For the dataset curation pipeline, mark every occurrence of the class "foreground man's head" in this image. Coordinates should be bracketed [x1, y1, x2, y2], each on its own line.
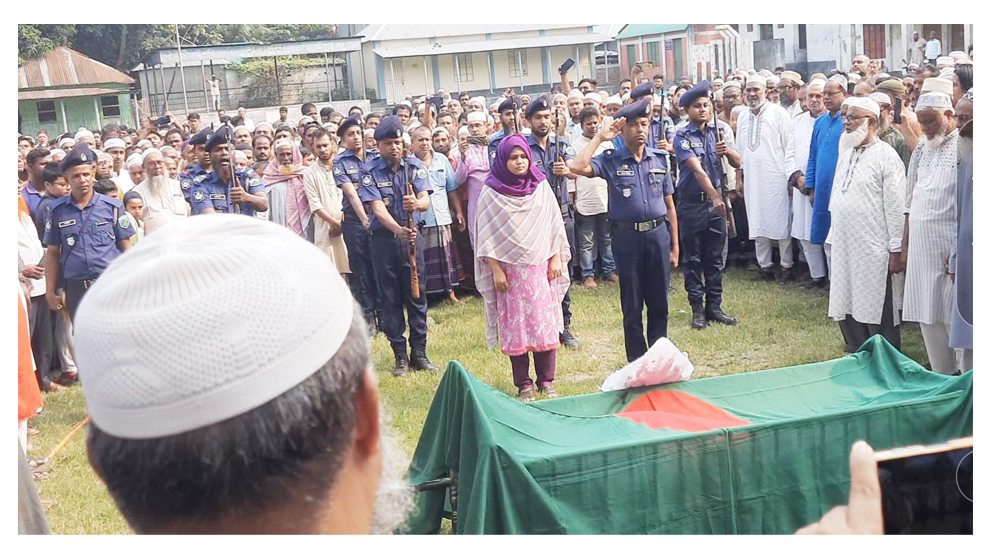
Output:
[74, 215, 413, 534]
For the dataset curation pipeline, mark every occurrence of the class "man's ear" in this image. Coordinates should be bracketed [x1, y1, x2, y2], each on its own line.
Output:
[352, 367, 380, 459]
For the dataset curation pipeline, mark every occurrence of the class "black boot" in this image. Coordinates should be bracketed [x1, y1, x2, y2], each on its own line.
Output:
[691, 302, 707, 330]
[560, 325, 580, 349]
[778, 265, 794, 284]
[752, 266, 775, 281]
[409, 347, 440, 371]
[705, 303, 738, 325]
[391, 346, 409, 377]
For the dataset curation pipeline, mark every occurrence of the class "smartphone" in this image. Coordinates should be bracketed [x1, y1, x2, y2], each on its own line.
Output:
[154, 115, 171, 127]
[876, 436, 972, 534]
[893, 97, 903, 125]
[559, 58, 575, 75]
[426, 95, 444, 115]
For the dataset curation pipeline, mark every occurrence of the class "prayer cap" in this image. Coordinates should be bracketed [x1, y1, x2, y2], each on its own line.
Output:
[49, 148, 66, 158]
[746, 73, 767, 87]
[525, 96, 552, 118]
[103, 138, 126, 150]
[584, 92, 603, 103]
[374, 115, 404, 141]
[949, 50, 967, 61]
[828, 74, 849, 90]
[680, 80, 712, 108]
[845, 96, 880, 118]
[469, 96, 486, 107]
[810, 72, 827, 82]
[780, 71, 803, 86]
[363, 128, 374, 137]
[467, 111, 488, 124]
[916, 91, 953, 111]
[765, 76, 779, 88]
[847, 73, 860, 83]
[498, 96, 520, 113]
[205, 126, 236, 151]
[59, 143, 97, 173]
[126, 153, 144, 169]
[906, 62, 920, 72]
[432, 127, 449, 137]
[758, 69, 774, 77]
[74, 215, 356, 439]
[921, 77, 953, 97]
[141, 148, 161, 163]
[567, 89, 584, 100]
[189, 128, 212, 146]
[936, 56, 954, 68]
[58, 137, 75, 149]
[337, 116, 363, 138]
[254, 122, 274, 134]
[298, 116, 314, 126]
[808, 79, 826, 90]
[723, 80, 742, 91]
[74, 128, 94, 142]
[613, 97, 652, 122]
[136, 139, 153, 150]
[869, 92, 892, 107]
[712, 77, 724, 86]
[234, 125, 251, 135]
[939, 68, 955, 80]
[630, 82, 654, 101]
[605, 95, 622, 107]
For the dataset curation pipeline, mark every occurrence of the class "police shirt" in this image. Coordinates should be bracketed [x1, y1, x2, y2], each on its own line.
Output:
[674, 122, 724, 195]
[42, 192, 137, 282]
[188, 168, 266, 216]
[178, 163, 209, 200]
[332, 149, 378, 220]
[590, 143, 673, 223]
[357, 156, 432, 232]
[647, 115, 677, 152]
[526, 133, 574, 207]
[487, 130, 507, 163]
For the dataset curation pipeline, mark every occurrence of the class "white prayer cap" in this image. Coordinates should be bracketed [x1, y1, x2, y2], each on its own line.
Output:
[916, 91, 953, 111]
[712, 77, 724, 85]
[621, 93, 631, 103]
[598, 90, 609, 102]
[233, 125, 251, 135]
[254, 122, 274, 134]
[730, 105, 750, 118]
[469, 96, 486, 107]
[160, 146, 179, 158]
[488, 102, 500, 111]
[808, 79, 826, 90]
[938, 67, 955, 80]
[606, 95, 622, 107]
[584, 92, 603, 103]
[103, 138, 126, 150]
[458, 126, 469, 136]
[668, 85, 677, 94]
[828, 74, 849, 90]
[949, 50, 967, 61]
[736, 70, 750, 80]
[723, 80, 742, 91]
[141, 148, 161, 163]
[272, 137, 294, 153]
[49, 148, 66, 158]
[363, 128, 374, 137]
[844, 96, 880, 118]
[765, 76, 779, 88]
[126, 153, 144, 169]
[869, 92, 892, 107]
[921, 77, 953, 97]
[878, 73, 891, 79]
[906, 62, 920, 72]
[136, 139, 153, 150]
[402, 132, 411, 145]
[567, 89, 584, 100]
[553, 93, 567, 103]
[746, 73, 767, 87]
[233, 150, 248, 164]
[780, 70, 803, 86]
[298, 116, 314, 126]
[74, 215, 356, 439]
[847, 73, 860, 83]
[58, 137, 75, 149]
[74, 128, 94, 142]
[431, 127, 449, 137]
[466, 111, 487, 124]
[936, 56, 955, 68]
[758, 69, 774, 78]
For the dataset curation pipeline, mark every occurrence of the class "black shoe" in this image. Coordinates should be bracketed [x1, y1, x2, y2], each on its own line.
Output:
[752, 266, 775, 281]
[746, 260, 761, 272]
[778, 266, 794, 284]
[392, 347, 409, 377]
[691, 303, 707, 330]
[805, 277, 827, 290]
[560, 326, 580, 349]
[409, 347, 440, 371]
[705, 304, 738, 325]
[366, 318, 379, 338]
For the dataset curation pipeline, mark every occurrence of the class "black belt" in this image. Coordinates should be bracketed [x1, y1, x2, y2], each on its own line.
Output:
[66, 278, 98, 289]
[371, 228, 399, 239]
[612, 216, 667, 232]
[675, 190, 710, 203]
[344, 214, 363, 223]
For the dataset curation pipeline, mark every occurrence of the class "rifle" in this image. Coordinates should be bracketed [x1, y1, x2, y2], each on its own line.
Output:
[711, 91, 736, 237]
[402, 157, 421, 298]
[552, 101, 565, 198]
[227, 130, 241, 214]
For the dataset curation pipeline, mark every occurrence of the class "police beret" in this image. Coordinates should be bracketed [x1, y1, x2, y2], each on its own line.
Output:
[613, 98, 652, 122]
[205, 126, 235, 151]
[525, 95, 551, 118]
[337, 116, 363, 138]
[498, 96, 520, 113]
[630, 82, 654, 101]
[59, 143, 98, 173]
[679, 80, 712, 108]
[374, 115, 405, 141]
[189, 128, 212, 146]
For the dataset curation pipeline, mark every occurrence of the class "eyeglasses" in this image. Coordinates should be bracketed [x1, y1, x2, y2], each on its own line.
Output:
[842, 115, 870, 123]
[826, 90, 845, 97]
[776, 86, 797, 92]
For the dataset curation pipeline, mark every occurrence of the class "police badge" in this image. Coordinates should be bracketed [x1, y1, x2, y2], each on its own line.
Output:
[416, 168, 427, 180]
[67, 235, 75, 247]
[362, 175, 373, 186]
[194, 191, 205, 202]
[680, 140, 691, 150]
[622, 188, 632, 198]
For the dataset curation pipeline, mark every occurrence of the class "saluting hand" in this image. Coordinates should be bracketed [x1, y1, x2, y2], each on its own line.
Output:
[230, 177, 246, 202]
[600, 117, 625, 142]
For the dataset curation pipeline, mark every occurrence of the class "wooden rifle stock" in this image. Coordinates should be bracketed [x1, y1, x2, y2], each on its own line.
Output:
[403, 159, 421, 298]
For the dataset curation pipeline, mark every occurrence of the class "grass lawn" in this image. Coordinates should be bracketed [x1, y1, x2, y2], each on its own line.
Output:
[28, 269, 927, 534]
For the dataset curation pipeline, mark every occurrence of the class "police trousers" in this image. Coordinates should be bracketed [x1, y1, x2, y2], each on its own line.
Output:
[612, 223, 671, 362]
[678, 201, 726, 308]
[28, 295, 56, 390]
[64, 278, 95, 322]
[370, 233, 429, 351]
[343, 219, 380, 323]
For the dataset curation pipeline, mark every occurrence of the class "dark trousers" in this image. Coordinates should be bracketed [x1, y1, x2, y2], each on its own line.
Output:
[64, 279, 94, 322]
[561, 210, 574, 328]
[612, 224, 671, 362]
[838, 277, 901, 353]
[728, 194, 754, 264]
[370, 234, 429, 351]
[510, 349, 556, 390]
[28, 295, 56, 390]
[343, 219, 380, 323]
[678, 201, 726, 307]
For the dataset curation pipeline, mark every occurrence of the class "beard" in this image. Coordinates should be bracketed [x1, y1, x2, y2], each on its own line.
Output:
[957, 135, 972, 163]
[746, 97, 764, 110]
[278, 164, 297, 176]
[839, 121, 870, 153]
[926, 129, 950, 150]
[148, 174, 171, 196]
[367, 410, 417, 535]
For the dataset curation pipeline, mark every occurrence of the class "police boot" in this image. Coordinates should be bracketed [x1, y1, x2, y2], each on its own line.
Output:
[409, 347, 440, 371]
[560, 326, 580, 349]
[705, 303, 738, 326]
[690, 302, 708, 330]
[391, 346, 409, 377]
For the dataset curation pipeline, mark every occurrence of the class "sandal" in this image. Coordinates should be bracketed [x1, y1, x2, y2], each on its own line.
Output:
[518, 387, 537, 402]
[539, 385, 559, 398]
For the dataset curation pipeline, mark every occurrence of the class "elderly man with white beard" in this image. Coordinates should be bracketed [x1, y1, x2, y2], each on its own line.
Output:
[130, 150, 190, 235]
[737, 74, 797, 282]
[902, 91, 963, 374]
[827, 97, 906, 352]
[74, 215, 415, 534]
[790, 79, 828, 289]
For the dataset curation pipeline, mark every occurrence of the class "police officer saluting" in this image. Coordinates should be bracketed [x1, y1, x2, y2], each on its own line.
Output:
[358, 115, 440, 376]
[178, 127, 212, 200]
[673, 80, 739, 329]
[188, 127, 269, 215]
[525, 95, 580, 349]
[570, 97, 679, 363]
[44, 144, 137, 320]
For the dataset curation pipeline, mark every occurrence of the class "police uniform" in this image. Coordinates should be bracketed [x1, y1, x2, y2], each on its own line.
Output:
[333, 117, 381, 330]
[178, 128, 212, 201]
[188, 129, 266, 216]
[358, 116, 438, 374]
[487, 96, 521, 162]
[673, 80, 738, 328]
[44, 145, 137, 320]
[525, 96, 579, 346]
[588, 98, 675, 362]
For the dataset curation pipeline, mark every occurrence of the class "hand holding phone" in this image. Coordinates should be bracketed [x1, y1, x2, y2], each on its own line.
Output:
[893, 97, 903, 125]
[558, 58, 575, 75]
[795, 440, 884, 535]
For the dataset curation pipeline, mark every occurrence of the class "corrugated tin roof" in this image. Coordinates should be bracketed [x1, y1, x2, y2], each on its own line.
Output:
[358, 24, 588, 42]
[615, 24, 689, 39]
[18, 86, 128, 101]
[374, 33, 613, 59]
[18, 46, 135, 90]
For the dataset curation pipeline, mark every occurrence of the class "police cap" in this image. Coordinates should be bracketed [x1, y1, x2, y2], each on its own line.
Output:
[525, 95, 551, 118]
[59, 143, 98, 173]
[498, 96, 520, 114]
[613, 97, 652, 122]
[337, 116, 363, 138]
[204, 126, 236, 152]
[679, 80, 712, 108]
[374, 115, 405, 141]
[189, 128, 212, 146]
[630, 82, 654, 101]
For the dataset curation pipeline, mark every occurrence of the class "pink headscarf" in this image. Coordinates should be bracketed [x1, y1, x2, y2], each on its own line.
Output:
[262, 140, 309, 237]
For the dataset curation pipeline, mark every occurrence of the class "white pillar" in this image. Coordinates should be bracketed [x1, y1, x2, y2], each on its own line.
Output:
[60, 99, 68, 133]
[423, 55, 431, 96]
[93, 96, 102, 129]
[517, 50, 524, 92]
[454, 54, 461, 95]
[175, 25, 189, 115]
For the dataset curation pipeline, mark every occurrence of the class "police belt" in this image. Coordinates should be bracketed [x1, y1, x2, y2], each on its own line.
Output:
[674, 189, 711, 203]
[65, 278, 98, 289]
[371, 228, 402, 239]
[612, 216, 668, 233]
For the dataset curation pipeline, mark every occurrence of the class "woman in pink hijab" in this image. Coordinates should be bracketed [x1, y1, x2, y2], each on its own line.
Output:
[261, 138, 311, 239]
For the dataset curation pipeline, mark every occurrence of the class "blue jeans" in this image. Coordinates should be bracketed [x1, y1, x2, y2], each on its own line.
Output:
[576, 212, 616, 279]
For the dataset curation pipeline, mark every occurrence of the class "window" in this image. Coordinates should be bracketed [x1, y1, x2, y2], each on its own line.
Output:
[626, 44, 637, 71]
[798, 24, 807, 50]
[747, 24, 754, 33]
[647, 41, 661, 69]
[100, 95, 121, 117]
[36, 100, 56, 123]
[454, 53, 473, 82]
[760, 25, 774, 40]
[777, 24, 784, 29]
[509, 50, 528, 78]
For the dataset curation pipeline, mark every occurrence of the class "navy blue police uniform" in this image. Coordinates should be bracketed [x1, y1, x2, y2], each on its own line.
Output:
[589, 98, 676, 362]
[357, 116, 435, 367]
[525, 95, 578, 341]
[673, 80, 734, 324]
[333, 116, 381, 330]
[178, 128, 212, 201]
[43, 144, 137, 319]
[487, 96, 521, 163]
[188, 128, 266, 216]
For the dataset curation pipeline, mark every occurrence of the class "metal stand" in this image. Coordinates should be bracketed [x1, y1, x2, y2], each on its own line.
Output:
[414, 469, 458, 533]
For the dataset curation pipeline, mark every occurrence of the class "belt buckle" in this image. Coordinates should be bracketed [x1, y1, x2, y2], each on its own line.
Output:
[637, 221, 653, 232]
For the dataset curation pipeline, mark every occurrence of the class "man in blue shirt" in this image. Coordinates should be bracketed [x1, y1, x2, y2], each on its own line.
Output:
[188, 128, 268, 216]
[43, 144, 136, 320]
[178, 128, 213, 201]
[673, 81, 740, 329]
[570, 98, 680, 363]
[22, 147, 52, 216]
[358, 116, 439, 376]
[806, 75, 848, 266]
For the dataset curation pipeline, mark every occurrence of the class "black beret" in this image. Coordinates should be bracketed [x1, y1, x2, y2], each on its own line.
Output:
[630, 82, 654, 101]
[525, 95, 551, 118]
[680, 80, 712, 108]
[498, 96, 520, 113]
[205, 126, 235, 151]
[613, 98, 652, 122]
[59, 143, 98, 173]
[374, 115, 404, 141]
[123, 190, 144, 204]
[189, 128, 212, 146]
[338, 116, 363, 138]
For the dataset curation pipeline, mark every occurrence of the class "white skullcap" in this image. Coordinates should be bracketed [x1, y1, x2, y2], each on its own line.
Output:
[712, 77, 724, 85]
[233, 150, 248, 163]
[58, 137, 75, 149]
[272, 138, 294, 153]
[936, 56, 954, 68]
[949, 50, 967, 60]
[737, 70, 750, 80]
[731, 105, 750, 117]
[668, 85, 677, 94]
[723, 80, 742, 91]
[402, 132, 411, 145]
[845, 96, 880, 118]
[466, 111, 487, 124]
[567, 89, 584, 100]
[869, 92, 892, 107]
[298, 116, 314, 126]
[606, 95, 622, 107]
[828, 74, 849, 89]
[74, 129, 94, 142]
[431, 127, 449, 137]
[922, 77, 953, 96]
[363, 128, 374, 137]
[746, 73, 767, 87]
[254, 122, 274, 133]
[916, 91, 953, 111]
[758, 69, 773, 77]
[49, 148, 66, 157]
[141, 148, 161, 163]
[126, 153, 144, 169]
[847, 73, 860, 83]
[808, 79, 826, 90]
[458, 126, 469, 136]
[103, 138, 126, 150]
[765, 76, 779, 88]
[780, 70, 803, 86]
[74, 215, 356, 439]
[136, 139, 153, 150]
[621, 93, 631, 103]
[584, 92, 603, 103]
[939, 67, 955, 79]
[397, 100, 413, 109]
[488, 102, 500, 111]
[878, 73, 891, 79]
[160, 146, 179, 158]
[553, 93, 567, 103]
[469, 96, 486, 107]
[234, 125, 251, 135]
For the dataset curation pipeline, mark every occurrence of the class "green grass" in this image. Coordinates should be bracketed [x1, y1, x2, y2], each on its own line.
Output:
[29, 269, 926, 534]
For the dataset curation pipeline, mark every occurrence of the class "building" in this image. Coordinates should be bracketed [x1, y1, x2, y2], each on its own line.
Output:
[18, 46, 136, 136]
[354, 24, 619, 103]
[617, 24, 743, 84]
